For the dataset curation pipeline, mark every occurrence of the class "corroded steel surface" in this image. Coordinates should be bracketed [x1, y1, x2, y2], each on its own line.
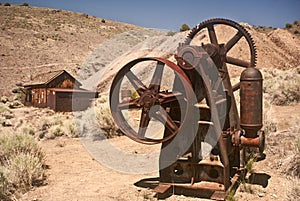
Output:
[109, 18, 265, 200]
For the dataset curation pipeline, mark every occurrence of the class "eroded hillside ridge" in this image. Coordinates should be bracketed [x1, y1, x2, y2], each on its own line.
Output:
[79, 23, 300, 94]
[0, 4, 140, 97]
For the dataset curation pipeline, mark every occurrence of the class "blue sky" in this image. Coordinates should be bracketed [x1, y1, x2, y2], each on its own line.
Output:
[4, 0, 300, 31]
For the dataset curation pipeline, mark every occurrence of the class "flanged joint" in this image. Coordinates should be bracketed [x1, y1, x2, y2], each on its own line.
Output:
[240, 130, 265, 154]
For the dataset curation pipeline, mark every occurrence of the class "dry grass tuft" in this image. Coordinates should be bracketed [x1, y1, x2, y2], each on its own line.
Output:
[287, 179, 300, 201]
[263, 99, 277, 134]
[263, 67, 300, 106]
[0, 133, 45, 199]
[95, 98, 120, 138]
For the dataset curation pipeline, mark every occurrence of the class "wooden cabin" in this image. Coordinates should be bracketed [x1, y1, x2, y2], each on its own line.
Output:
[23, 70, 98, 112]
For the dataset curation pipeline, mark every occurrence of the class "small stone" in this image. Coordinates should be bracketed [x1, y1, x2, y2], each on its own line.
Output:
[8, 100, 23, 109]
[2, 111, 14, 119]
[258, 192, 265, 197]
[3, 119, 13, 127]
[1, 96, 8, 103]
[271, 194, 278, 198]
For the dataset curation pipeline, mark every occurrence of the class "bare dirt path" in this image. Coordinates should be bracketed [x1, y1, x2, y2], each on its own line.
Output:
[20, 137, 157, 201]
[20, 136, 209, 201]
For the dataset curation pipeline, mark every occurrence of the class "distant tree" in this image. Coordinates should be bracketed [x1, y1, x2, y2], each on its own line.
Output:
[180, 23, 190, 32]
[22, 2, 29, 6]
[285, 23, 292, 29]
[101, 19, 106, 23]
[4, 2, 11, 6]
[166, 31, 176, 36]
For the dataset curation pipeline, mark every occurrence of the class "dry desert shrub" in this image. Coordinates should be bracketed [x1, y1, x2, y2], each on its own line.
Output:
[0, 133, 45, 200]
[263, 67, 300, 105]
[287, 179, 300, 201]
[0, 103, 10, 114]
[280, 123, 300, 179]
[263, 99, 277, 134]
[49, 125, 64, 137]
[287, 136, 300, 178]
[37, 114, 67, 139]
[21, 124, 35, 136]
[95, 98, 120, 138]
[67, 121, 79, 138]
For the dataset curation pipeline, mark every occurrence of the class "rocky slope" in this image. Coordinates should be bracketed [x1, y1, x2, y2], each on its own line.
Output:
[0, 4, 140, 97]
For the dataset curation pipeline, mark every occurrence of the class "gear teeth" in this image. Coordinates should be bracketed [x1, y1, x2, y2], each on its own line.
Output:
[185, 18, 257, 67]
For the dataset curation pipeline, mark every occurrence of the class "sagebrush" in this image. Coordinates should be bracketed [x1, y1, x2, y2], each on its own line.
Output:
[0, 133, 45, 199]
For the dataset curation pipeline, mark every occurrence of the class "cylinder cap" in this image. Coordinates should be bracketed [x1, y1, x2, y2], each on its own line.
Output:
[240, 67, 263, 81]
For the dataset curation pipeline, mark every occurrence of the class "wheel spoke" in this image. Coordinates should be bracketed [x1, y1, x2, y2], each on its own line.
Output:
[118, 98, 141, 110]
[207, 24, 218, 45]
[232, 82, 241, 91]
[226, 56, 250, 67]
[137, 109, 150, 138]
[225, 31, 243, 53]
[153, 107, 179, 133]
[149, 61, 164, 93]
[125, 70, 147, 95]
[158, 91, 184, 105]
[212, 76, 223, 92]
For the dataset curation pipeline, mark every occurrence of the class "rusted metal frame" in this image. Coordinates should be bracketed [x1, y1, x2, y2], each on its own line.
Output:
[196, 63, 231, 189]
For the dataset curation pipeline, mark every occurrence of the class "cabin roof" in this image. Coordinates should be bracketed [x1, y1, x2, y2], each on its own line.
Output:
[24, 70, 81, 87]
[48, 88, 97, 94]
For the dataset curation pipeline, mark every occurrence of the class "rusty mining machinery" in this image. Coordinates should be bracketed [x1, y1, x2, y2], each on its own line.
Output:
[109, 18, 265, 200]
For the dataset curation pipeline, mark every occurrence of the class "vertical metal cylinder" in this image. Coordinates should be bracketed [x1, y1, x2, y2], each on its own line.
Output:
[240, 68, 263, 138]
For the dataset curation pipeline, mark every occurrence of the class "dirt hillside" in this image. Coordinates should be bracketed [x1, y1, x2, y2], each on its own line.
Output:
[78, 22, 300, 95]
[0, 4, 140, 97]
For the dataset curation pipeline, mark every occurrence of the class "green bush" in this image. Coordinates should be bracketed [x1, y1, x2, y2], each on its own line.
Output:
[180, 23, 190, 32]
[166, 31, 176, 36]
[286, 23, 293, 29]
[131, 89, 139, 100]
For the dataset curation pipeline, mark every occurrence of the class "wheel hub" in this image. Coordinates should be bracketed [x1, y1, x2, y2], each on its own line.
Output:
[139, 90, 158, 108]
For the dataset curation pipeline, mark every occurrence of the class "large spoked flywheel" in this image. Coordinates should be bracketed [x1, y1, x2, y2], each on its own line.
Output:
[109, 57, 196, 145]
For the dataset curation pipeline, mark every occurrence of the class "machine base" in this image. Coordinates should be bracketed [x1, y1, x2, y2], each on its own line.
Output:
[153, 173, 241, 200]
